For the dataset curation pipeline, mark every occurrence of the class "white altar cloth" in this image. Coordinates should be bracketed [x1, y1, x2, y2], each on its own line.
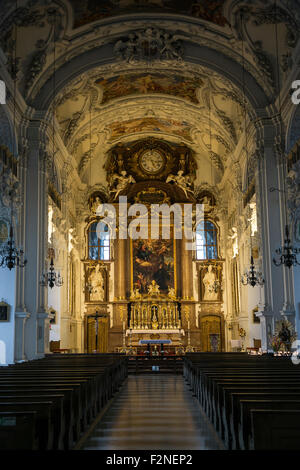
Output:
[125, 329, 185, 336]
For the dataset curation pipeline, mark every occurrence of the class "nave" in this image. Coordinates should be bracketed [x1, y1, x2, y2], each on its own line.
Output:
[1, 352, 300, 451]
[81, 375, 224, 451]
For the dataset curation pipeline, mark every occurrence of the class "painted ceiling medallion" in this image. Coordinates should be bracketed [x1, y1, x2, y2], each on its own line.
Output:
[139, 149, 165, 174]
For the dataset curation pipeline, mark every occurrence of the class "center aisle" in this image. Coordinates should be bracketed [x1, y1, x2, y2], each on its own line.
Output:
[82, 374, 225, 450]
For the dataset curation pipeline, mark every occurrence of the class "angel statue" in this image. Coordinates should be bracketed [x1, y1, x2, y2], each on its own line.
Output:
[130, 288, 142, 300]
[109, 170, 136, 200]
[148, 280, 160, 296]
[166, 170, 193, 198]
[168, 287, 176, 300]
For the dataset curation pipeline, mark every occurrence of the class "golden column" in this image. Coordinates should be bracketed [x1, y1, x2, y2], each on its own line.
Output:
[117, 238, 127, 300]
[181, 234, 193, 300]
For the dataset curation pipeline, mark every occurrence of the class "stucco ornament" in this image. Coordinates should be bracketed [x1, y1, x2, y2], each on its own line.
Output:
[113, 28, 184, 63]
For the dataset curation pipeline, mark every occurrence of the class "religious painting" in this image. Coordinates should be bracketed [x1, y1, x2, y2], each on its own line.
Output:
[95, 72, 202, 104]
[0, 301, 9, 322]
[209, 334, 220, 352]
[131, 235, 176, 295]
[109, 117, 192, 142]
[49, 310, 57, 325]
[0, 219, 8, 245]
[198, 262, 222, 302]
[48, 247, 55, 260]
[70, 0, 228, 29]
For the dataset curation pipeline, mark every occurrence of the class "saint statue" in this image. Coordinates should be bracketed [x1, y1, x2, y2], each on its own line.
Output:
[200, 195, 214, 212]
[91, 196, 102, 214]
[203, 265, 218, 301]
[89, 265, 105, 301]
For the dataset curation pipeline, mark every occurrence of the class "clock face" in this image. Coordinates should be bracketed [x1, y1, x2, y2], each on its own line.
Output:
[139, 150, 164, 174]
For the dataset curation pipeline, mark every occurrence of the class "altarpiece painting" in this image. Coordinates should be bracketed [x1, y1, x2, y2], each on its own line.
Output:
[131, 235, 176, 295]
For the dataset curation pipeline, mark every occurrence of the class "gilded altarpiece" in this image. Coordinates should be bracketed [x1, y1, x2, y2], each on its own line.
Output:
[125, 224, 185, 348]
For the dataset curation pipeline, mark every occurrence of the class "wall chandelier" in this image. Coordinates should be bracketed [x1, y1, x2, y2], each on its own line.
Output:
[241, 255, 265, 287]
[40, 10, 63, 289]
[273, 225, 300, 269]
[0, 4, 27, 271]
[271, 2, 300, 269]
[40, 256, 63, 289]
[0, 225, 27, 270]
[240, 12, 264, 287]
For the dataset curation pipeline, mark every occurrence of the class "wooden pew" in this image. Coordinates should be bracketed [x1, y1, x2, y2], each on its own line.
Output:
[0, 354, 128, 450]
[0, 401, 53, 450]
[0, 393, 65, 449]
[0, 411, 38, 450]
[239, 400, 300, 450]
[183, 353, 300, 450]
[249, 409, 300, 450]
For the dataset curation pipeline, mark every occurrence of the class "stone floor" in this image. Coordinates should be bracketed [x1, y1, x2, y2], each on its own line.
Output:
[82, 374, 225, 450]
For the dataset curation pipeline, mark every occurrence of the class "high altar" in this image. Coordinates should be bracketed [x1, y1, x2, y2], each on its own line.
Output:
[82, 140, 225, 354]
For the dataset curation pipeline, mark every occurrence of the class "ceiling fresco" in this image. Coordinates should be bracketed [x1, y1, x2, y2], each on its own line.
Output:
[69, 0, 228, 29]
[108, 117, 192, 142]
[95, 73, 203, 105]
[1, 0, 298, 190]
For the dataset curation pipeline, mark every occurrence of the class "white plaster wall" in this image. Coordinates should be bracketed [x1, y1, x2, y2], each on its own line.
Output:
[48, 286, 61, 343]
[0, 267, 16, 364]
[293, 266, 300, 338]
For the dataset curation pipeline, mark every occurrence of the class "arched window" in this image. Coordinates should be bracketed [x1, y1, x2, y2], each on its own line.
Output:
[196, 220, 218, 260]
[88, 222, 110, 261]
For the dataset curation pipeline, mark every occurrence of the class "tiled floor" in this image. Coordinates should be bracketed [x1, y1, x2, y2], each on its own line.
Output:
[82, 374, 225, 450]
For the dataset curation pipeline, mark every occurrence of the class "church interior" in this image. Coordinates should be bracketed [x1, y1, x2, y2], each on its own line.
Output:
[1, 0, 300, 452]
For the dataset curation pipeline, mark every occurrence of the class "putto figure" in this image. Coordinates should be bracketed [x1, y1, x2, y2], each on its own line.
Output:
[168, 287, 176, 300]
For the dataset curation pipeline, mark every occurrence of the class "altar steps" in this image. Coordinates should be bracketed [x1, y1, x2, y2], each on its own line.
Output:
[127, 357, 183, 374]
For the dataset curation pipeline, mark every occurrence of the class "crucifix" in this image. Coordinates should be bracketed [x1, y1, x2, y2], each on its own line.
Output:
[94, 310, 100, 352]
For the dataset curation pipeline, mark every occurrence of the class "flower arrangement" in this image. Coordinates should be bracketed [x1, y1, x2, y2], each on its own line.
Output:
[269, 335, 282, 352]
[269, 319, 297, 353]
[239, 327, 246, 338]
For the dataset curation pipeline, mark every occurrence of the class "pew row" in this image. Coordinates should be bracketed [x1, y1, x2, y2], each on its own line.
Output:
[184, 353, 300, 450]
[0, 353, 128, 450]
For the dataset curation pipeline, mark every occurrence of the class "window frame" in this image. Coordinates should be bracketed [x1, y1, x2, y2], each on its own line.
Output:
[195, 219, 218, 261]
[87, 220, 111, 261]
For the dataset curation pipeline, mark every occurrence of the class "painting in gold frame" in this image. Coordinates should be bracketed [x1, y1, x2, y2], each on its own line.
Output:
[130, 224, 176, 295]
